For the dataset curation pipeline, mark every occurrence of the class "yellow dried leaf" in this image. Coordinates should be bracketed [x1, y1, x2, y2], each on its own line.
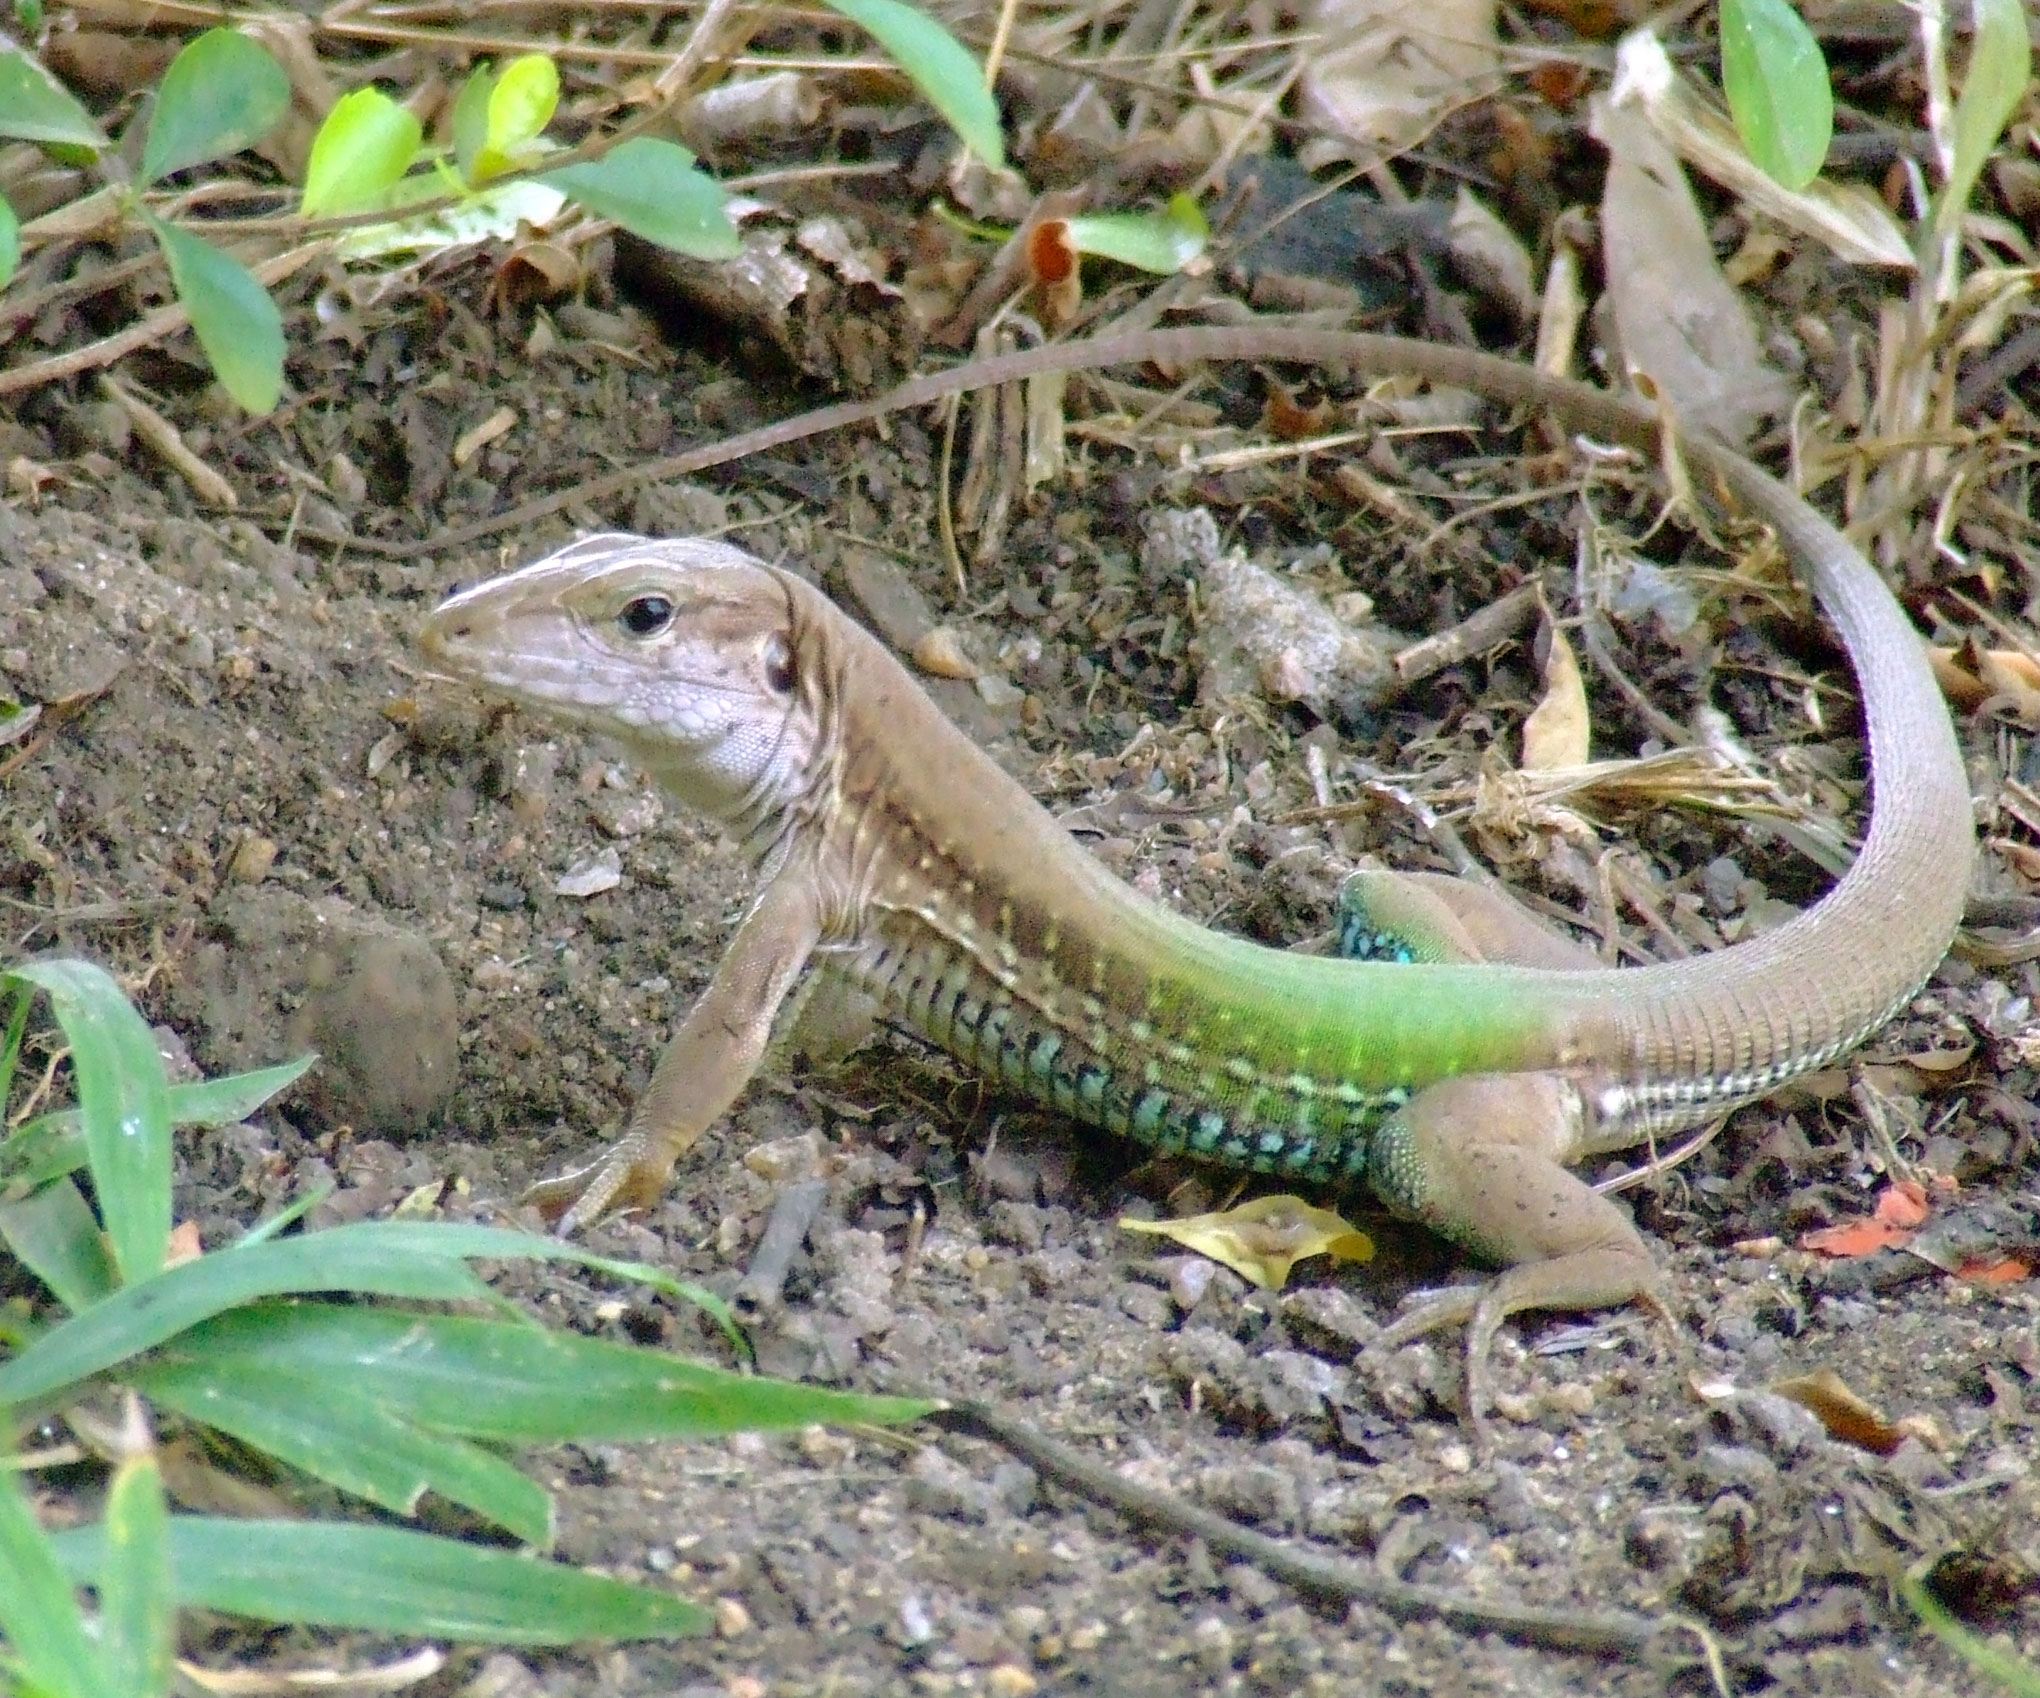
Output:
[1521, 617, 1591, 770]
[1120, 1194, 1373, 1291]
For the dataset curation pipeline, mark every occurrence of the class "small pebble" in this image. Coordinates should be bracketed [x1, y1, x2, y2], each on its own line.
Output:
[227, 834, 276, 883]
[1168, 1255, 1216, 1311]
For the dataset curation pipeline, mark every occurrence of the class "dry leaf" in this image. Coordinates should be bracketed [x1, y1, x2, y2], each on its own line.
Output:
[1772, 1368, 1904, 1455]
[1298, 0, 1501, 157]
[1120, 1194, 1374, 1291]
[1025, 219, 1083, 327]
[1520, 616, 1591, 770]
[1991, 837, 2040, 883]
[1591, 88, 1794, 443]
[1448, 188, 1538, 325]
[1609, 30, 1912, 271]
[1888, 1041, 1976, 1075]
[452, 407, 517, 468]
[682, 71, 823, 146]
[177, 1644, 447, 1691]
[1928, 639, 2040, 718]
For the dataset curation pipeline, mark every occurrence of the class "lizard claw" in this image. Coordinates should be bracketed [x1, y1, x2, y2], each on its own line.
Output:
[1368, 1284, 1501, 1443]
[521, 1137, 671, 1237]
[520, 1162, 607, 1235]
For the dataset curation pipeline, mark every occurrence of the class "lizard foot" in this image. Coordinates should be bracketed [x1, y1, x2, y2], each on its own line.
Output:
[522, 1137, 667, 1237]
[1368, 1257, 1672, 1443]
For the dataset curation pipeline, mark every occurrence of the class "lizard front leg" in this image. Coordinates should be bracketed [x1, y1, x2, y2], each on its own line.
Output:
[1337, 868, 1604, 971]
[527, 876, 824, 1236]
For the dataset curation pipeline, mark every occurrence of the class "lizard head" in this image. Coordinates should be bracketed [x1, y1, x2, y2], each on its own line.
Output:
[420, 533, 828, 827]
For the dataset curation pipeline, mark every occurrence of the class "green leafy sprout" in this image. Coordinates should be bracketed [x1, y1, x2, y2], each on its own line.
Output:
[1718, 0, 1832, 192]
[0, 0, 1009, 417]
[1719, 0, 2028, 204]
[0, 959, 936, 1693]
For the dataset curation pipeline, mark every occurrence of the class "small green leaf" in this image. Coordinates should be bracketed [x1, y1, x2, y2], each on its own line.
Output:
[544, 138, 740, 259]
[55, 1518, 709, 1642]
[1935, 0, 2031, 240]
[1719, 0, 1832, 192]
[140, 28, 289, 184]
[0, 1456, 106, 1698]
[0, 1177, 118, 1312]
[0, 191, 17, 289]
[302, 87, 423, 219]
[98, 1454, 173, 1698]
[820, 0, 1005, 170]
[451, 63, 495, 185]
[1064, 193, 1209, 273]
[470, 52, 558, 183]
[7, 961, 172, 1287]
[146, 216, 284, 416]
[0, 50, 104, 151]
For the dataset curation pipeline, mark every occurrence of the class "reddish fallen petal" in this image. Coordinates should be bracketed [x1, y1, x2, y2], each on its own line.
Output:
[1954, 1254, 2035, 1286]
[1874, 1180, 1932, 1228]
[1800, 1219, 1918, 1257]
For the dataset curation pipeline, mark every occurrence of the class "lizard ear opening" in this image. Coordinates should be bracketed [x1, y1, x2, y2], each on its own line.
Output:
[762, 632, 795, 695]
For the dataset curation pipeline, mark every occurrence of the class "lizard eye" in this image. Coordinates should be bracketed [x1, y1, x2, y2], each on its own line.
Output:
[762, 633, 796, 695]
[617, 594, 675, 638]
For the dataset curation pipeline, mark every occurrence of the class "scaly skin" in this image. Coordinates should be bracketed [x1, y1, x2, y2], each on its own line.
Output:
[419, 329, 1972, 1427]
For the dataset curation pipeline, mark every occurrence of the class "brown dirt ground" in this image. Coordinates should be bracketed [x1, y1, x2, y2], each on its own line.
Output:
[4, 241, 2038, 1698]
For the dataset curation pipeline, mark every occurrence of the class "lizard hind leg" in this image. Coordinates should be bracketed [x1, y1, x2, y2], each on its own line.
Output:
[1364, 1071, 1665, 1436]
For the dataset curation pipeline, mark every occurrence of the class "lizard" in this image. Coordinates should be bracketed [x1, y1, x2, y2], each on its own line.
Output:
[418, 325, 1974, 1426]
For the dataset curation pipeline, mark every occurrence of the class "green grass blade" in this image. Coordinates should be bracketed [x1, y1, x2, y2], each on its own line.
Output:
[1, 977, 31, 1101]
[306, 1219, 746, 1345]
[544, 138, 739, 259]
[54, 1518, 709, 1642]
[1900, 1567, 2040, 1696]
[145, 216, 284, 415]
[0, 1178, 117, 1312]
[4, 1055, 315, 1194]
[0, 49, 105, 150]
[1935, 0, 2031, 241]
[99, 1453, 173, 1698]
[147, 1301, 937, 1443]
[0, 191, 17, 290]
[0, 1460, 106, 1698]
[140, 27, 288, 183]
[7, 962, 172, 1287]
[0, 1224, 493, 1407]
[1719, 0, 1832, 192]
[134, 1353, 552, 1546]
[820, 0, 1004, 168]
